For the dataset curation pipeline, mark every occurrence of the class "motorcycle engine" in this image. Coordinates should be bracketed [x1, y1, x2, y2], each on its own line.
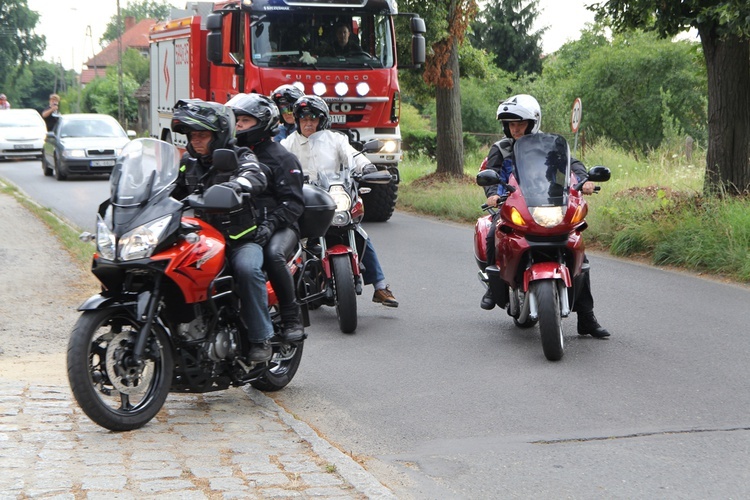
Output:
[176, 317, 208, 341]
[207, 325, 237, 362]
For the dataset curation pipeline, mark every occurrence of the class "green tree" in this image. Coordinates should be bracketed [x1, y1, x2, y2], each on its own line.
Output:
[470, 0, 546, 75]
[100, 0, 172, 45]
[81, 67, 139, 126]
[590, 0, 750, 195]
[0, 0, 46, 96]
[122, 47, 150, 85]
[13, 60, 78, 110]
[400, 0, 479, 177]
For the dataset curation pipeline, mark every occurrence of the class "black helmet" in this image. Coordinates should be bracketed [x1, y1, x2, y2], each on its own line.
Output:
[226, 93, 280, 147]
[292, 95, 330, 132]
[171, 99, 236, 161]
[271, 84, 304, 112]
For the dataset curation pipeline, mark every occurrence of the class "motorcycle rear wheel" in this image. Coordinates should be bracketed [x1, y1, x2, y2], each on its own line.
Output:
[332, 254, 358, 334]
[250, 341, 304, 392]
[67, 308, 174, 431]
[534, 280, 564, 361]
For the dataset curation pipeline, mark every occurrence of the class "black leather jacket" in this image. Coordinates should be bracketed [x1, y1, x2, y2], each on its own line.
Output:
[172, 146, 270, 244]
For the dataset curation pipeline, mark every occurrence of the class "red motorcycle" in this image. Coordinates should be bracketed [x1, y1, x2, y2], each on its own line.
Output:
[301, 140, 391, 334]
[475, 133, 610, 361]
[67, 138, 334, 431]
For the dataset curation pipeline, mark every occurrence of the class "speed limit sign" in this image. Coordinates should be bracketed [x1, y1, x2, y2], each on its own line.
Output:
[571, 98, 582, 133]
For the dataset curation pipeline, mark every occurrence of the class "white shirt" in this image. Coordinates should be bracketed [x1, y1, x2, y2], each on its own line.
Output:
[281, 129, 370, 183]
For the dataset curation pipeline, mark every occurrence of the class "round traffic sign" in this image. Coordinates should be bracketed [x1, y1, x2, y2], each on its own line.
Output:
[571, 98, 582, 133]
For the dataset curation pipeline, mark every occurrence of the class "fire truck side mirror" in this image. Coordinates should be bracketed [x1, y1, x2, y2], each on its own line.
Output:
[206, 13, 224, 65]
[410, 17, 426, 67]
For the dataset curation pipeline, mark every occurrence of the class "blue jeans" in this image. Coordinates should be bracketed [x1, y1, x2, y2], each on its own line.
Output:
[360, 238, 385, 286]
[227, 241, 274, 343]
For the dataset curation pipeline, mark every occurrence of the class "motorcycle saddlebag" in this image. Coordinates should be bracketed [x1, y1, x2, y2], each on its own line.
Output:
[300, 184, 336, 239]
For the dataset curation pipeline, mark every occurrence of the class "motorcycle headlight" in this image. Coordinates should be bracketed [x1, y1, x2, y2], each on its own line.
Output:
[118, 215, 172, 261]
[529, 206, 565, 228]
[329, 185, 352, 226]
[96, 216, 116, 261]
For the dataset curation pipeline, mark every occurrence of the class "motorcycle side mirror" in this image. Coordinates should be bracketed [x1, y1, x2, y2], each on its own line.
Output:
[213, 149, 238, 173]
[362, 139, 383, 154]
[186, 184, 242, 211]
[587, 166, 611, 182]
[476, 169, 501, 186]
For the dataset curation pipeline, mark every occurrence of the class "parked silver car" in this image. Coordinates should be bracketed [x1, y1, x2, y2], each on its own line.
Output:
[42, 113, 135, 180]
[0, 109, 47, 161]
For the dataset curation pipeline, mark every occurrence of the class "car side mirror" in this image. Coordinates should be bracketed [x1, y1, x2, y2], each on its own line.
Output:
[127, 130, 137, 139]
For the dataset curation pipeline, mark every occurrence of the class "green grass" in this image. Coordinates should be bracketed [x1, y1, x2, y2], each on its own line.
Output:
[398, 140, 750, 284]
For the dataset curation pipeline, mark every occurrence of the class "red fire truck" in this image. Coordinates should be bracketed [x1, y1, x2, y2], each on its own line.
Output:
[149, 0, 425, 221]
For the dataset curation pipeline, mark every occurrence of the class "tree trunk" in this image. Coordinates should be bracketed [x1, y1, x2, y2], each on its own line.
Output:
[435, 36, 464, 177]
[700, 30, 750, 195]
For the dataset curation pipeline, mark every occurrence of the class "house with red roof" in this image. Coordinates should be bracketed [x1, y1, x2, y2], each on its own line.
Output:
[81, 17, 157, 85]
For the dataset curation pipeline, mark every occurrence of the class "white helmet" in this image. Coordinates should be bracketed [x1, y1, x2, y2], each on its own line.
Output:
[496, 94, 541, 138]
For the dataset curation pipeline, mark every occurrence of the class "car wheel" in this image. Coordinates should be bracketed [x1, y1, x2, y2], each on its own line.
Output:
[54, 153, 67, 181]
[42, 154, 53, 176]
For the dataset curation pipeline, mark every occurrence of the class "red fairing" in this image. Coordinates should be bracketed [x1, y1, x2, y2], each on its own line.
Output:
[474, 214, 492, 263]
[153, 217, 227, 303]
[351, 199, 365, 221]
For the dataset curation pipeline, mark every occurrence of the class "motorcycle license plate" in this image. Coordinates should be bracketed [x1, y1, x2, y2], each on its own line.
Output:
[91, 160, 115, 167]
[329, 114, 346, 124]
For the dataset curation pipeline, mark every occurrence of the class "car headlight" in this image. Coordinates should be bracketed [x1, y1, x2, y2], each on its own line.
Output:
[96, 216, 116, 261]
[118, 215, 172, 261]
[529, 206, 565, 228]
[64, 149, 86, 159]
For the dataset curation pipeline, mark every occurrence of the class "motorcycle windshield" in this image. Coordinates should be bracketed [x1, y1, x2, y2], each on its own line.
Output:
[110, 138, 180, 206]
[513, 133, 572, 207]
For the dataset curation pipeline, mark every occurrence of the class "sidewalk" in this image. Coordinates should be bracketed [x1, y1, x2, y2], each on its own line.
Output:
[0, 188, 395, 499]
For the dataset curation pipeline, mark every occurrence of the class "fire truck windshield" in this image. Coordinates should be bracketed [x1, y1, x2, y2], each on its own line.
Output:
[251, 13, 394, 69]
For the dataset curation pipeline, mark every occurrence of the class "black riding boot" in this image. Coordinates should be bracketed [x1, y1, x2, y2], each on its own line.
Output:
[577, 312, 610, 338]
[280, 303, 305, 342]
[480, 288, 495, 310]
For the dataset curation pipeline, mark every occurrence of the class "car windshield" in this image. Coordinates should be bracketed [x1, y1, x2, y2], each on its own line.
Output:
[513, 133, 572, 207]
[109, 139, 180, 206]
[250, 12, 393, 69]
[0, 112, 43, 127]
[61, 118, 126, 138]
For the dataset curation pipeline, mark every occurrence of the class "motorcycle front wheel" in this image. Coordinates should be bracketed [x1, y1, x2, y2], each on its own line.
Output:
[331, 254, 358, 334]
[67, 308, 174, 431]
[251, 341, 305, 392]
[534, 280, 564, 361]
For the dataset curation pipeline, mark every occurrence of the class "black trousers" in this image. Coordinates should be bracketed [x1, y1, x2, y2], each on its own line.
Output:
[264, 227, 299, 309]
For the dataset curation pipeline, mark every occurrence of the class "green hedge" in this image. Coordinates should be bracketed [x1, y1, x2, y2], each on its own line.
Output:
[402, 130, 482, 159]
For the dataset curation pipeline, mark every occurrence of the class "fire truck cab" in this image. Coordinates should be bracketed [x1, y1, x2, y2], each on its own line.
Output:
[150, 0, 425, 221]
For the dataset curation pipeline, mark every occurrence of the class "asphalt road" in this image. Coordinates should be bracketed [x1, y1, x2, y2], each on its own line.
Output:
[3, 158, 749, 499]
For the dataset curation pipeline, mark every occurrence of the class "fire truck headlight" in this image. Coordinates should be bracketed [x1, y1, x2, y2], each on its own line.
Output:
[356, 82, 370, 96]
[335, 82, 348, 96]
[382, 140, 398, 154]
[313, 82, 327, 96]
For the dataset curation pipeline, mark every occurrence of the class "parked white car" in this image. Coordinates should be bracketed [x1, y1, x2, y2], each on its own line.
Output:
[0, 109, 47, 161]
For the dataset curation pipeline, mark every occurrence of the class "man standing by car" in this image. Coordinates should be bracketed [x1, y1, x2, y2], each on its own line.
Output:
[41, 94, 60, 131]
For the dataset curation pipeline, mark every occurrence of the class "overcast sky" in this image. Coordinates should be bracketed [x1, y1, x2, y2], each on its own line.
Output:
[28, 0, 596, 71]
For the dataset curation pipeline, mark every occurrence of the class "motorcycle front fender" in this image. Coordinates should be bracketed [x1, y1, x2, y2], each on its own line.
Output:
[77, 293, 138, 313]
[324, 244, 360, 278]
[523, 263, 572, 291]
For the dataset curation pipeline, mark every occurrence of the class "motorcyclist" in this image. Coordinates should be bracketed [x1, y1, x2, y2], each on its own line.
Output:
[170, 99, 277, 361]
[281, 95, 399, 307]
[226, 92, 306, 342]
[480, 94, 609, 338]
[270, 84, 304, 143]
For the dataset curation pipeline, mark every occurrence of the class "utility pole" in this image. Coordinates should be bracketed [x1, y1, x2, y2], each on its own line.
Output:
[117, 0, 124, 125]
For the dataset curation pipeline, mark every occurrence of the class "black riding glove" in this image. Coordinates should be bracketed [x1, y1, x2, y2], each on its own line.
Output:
[221, 180, 243, 194]
[254, 222, 274, 247]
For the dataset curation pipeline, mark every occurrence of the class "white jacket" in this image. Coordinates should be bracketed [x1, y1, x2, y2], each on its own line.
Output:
[281, 130, 370, 183]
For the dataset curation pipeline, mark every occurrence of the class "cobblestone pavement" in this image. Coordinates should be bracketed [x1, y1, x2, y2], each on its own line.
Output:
[0, 380, 395, 499]
[0, 188, 395, 499]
